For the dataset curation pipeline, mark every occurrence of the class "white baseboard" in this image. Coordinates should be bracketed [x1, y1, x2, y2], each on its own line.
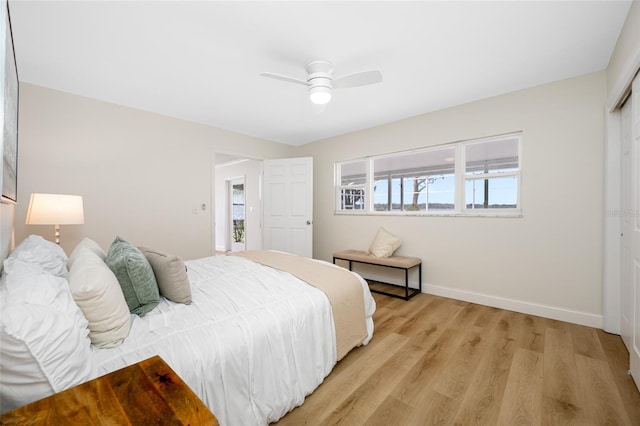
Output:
[422, 283, 603, 329]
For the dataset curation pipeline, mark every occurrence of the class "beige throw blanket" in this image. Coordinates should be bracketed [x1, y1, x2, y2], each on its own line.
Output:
[232, 250, 367, 361]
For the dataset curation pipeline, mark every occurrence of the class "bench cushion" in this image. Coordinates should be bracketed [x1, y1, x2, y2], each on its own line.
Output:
[333, 250, 421, 269]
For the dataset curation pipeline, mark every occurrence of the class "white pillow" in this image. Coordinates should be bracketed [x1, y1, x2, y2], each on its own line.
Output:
[368, 227, 402, 258]
[68, 247, 131, 348]
[0, 259, 82, 316]
[0, 263, 93, 413]
[3, 235, 69, 278]
[68, 237, 106, 269]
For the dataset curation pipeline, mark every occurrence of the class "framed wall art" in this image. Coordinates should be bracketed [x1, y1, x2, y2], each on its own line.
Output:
[1, 0, 18, 204]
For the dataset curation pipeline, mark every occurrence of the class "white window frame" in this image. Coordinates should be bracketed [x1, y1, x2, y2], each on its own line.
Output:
[334, 132, 522, 217]
[335, 159, 368, 211]
[460, 133, 522, 216]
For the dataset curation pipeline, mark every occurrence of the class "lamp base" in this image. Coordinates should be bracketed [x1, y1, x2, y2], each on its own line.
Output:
[54, 224, 60, 245]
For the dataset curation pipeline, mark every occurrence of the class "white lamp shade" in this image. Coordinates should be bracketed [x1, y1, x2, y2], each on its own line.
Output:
[25, 193, 85, 225]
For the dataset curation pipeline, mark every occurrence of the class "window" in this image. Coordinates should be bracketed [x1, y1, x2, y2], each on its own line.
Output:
[337, 160, 366, 210]
[464, 136, 520, 210]
[335, 133, 521, 216]
[372, 148, 455, 212]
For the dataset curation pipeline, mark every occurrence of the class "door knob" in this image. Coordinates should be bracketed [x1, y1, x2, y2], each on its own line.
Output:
[306, 220, 312, 225]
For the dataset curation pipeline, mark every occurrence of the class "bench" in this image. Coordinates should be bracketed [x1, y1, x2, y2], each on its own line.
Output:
[332, 249, 422, 300]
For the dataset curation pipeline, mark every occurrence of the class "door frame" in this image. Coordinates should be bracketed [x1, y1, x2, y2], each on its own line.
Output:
[604, 106, 623, 333]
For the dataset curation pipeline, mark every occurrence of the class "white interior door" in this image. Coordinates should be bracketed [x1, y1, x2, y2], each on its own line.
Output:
[262, 157, 313, 258]
[629, 73, 640, 387]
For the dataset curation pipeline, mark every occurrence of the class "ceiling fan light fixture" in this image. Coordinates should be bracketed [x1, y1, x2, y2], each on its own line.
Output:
[261, 59, 381, 107]
[309, 86, 332, 105]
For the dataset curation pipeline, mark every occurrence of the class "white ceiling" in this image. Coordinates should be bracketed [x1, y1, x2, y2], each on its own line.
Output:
[8, 1, 632, 146]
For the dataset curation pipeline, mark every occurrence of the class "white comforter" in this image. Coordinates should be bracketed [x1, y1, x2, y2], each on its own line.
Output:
[91, 255, 375, 425]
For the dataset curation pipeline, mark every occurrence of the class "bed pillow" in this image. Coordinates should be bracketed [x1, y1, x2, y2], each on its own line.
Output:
[139, 247, 192, 304]
[368, 227, 402, 258]
[68, 247, 131, 348]
[106, 236, 159, 316]
[2, 234, 69, 278]
[138, 247, 191, 304]
[68, 237, 106, 269]
[0, 262, 93, 412]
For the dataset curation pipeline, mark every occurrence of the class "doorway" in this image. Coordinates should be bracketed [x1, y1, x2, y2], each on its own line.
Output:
[213, 154, 314, 257]
[230, 178, 246, 252]
[214, 154, 262, 253]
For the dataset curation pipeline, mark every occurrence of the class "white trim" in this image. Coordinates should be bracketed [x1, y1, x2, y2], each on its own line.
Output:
[423, 283, 603, 329]
[334, 210, 523, 218]
[210, 154, 217, 255]
[607, 48, 640, 112]
[215, 158, 250, 169]
[603, 108, 622, 334]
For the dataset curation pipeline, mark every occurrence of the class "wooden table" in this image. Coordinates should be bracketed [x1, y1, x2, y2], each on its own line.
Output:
[0, 355, 219, 425]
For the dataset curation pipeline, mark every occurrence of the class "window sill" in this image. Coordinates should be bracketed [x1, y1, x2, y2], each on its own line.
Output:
[334, 210, 523, 218]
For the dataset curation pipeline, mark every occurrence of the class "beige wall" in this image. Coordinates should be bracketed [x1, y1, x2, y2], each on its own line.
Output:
[10, 64, 615, 324]
[296, 72, 607, 323]
[16, 84, 294, 259]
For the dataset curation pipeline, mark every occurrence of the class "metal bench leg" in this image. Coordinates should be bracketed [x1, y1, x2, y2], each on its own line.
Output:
[405, 268, 409, 300]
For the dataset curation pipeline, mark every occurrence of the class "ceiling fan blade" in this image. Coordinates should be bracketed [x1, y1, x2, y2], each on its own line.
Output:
[260, 72, 308, 86]
[333, 70, 382, 89]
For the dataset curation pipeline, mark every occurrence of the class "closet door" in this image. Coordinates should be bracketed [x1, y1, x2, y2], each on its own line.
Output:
[630, 74, 640, 387]
[621, 96, 632, 350]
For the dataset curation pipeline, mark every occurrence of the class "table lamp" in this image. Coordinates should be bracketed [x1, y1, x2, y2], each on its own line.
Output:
[25, 193, 85, 244]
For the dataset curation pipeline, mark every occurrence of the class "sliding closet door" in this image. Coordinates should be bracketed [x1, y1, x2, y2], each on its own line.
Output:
[619, 72, 640, 391]
[621, 97, 632, 350]
[630, 73, 640, 387]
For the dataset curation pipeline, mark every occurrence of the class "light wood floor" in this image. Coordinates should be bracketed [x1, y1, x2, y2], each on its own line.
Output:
[274, 292, 640, 425]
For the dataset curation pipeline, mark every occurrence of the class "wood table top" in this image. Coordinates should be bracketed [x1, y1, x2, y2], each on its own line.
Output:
[0, 355, 219, 425]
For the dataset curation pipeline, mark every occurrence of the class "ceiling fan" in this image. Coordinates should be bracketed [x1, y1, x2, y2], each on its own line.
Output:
[260, 60, 382, 109]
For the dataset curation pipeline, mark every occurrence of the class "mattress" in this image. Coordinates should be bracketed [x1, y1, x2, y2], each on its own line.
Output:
[90, 254, 375, 425]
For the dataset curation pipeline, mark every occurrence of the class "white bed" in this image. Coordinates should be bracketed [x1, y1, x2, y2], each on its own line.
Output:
[0, 236, 375, 425]
[93, 255, 375, 425]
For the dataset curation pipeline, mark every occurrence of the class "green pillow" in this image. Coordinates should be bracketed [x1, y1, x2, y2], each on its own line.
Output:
[106, 236, 159, 316]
